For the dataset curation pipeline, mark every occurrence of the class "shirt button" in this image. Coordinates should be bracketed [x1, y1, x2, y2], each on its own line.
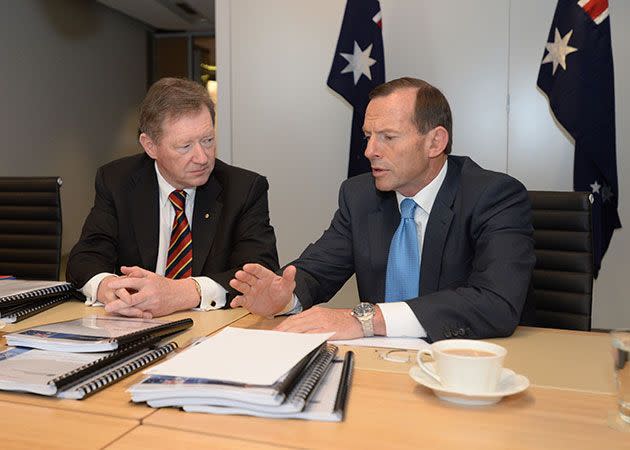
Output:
[210, 301, 216, 307]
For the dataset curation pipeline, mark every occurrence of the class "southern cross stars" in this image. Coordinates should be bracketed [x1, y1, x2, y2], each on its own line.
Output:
[340, 41, 377, 85]
[542, 28, 578, 75]
[590, 181, 601, 194]
[590, 180, 615, 203]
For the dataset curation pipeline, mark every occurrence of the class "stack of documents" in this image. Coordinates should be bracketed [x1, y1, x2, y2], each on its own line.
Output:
[129, 327, 354, 422]
[0, 279, 82, 324]
[0, 315, 193, 399]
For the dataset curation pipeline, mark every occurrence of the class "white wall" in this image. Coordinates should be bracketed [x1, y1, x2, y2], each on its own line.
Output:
[218, 0, 630, 328]
[0, 0, 147, 258]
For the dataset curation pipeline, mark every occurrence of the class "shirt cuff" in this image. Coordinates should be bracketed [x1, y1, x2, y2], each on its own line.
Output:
[193, 276, 227, 310]
[377, 302, 427, 338]
[276, 294, 303, 316]
[80, 272, 115, 306]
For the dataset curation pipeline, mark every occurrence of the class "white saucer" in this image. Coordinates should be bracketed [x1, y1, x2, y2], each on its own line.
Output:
[409, 363, 529, 406]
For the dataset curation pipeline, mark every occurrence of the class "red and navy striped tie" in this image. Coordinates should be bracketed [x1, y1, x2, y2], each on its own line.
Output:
[165, 190, 193, 279]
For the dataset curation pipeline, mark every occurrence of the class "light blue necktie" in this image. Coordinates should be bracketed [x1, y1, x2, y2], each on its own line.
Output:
[385, 198, 420, 302]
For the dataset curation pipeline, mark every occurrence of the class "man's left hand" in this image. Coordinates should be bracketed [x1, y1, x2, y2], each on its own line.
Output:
[105, 266, 199, 318]
[274, 306, 364, 340]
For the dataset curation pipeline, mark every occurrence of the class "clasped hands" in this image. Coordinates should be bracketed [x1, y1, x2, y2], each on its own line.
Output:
[230, 264, 373, 339]
[97, 266, 200, 319]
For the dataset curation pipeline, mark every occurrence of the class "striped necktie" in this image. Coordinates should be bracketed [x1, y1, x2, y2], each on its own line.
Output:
[165, 190, 193, 279]
[384, 198, 420, 302]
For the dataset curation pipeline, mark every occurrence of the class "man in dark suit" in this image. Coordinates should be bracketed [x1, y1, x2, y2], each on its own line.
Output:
[67, 78, 278, 318]
[230, 77, 534, 342]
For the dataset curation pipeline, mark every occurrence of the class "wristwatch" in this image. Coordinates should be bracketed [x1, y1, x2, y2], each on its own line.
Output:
[351, 302, 375, 337]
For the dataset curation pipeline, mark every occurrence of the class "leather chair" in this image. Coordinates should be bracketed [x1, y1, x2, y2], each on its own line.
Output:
[0, 177, 63, 280]
[527, 191, 594, 331]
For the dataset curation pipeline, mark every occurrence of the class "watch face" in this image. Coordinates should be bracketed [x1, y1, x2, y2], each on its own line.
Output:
[353, 302, 374, 318]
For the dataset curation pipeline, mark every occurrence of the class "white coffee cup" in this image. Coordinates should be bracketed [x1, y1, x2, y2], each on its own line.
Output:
[417, 339, 507, 393]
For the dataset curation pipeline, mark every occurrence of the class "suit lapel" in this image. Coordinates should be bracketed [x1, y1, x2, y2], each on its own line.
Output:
[420, 158, 461, 295]
[369, 191, 399, 299]
[130, 159, 159, 270]
[192, 175, 222, 275]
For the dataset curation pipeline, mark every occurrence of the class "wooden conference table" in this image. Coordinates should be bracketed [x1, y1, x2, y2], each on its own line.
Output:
[0, 303, 627, 450]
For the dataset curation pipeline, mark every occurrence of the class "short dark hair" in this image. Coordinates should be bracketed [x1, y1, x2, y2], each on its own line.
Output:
[139, 77, 215, 142]
[369, 77, 453, 154]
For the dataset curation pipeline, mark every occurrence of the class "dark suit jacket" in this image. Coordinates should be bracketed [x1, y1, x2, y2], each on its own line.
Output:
[292, 155, 535, 342]
[67, 153, 279, 302]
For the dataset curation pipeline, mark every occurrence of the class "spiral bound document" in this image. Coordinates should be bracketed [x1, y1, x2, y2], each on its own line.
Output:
[58, 342, 179, 400]
[132, 343, 334, 406]
[130, 342, 355, 422]
[0, 280, 81, 323]
[0, 280, 71, 303]
[0, 293, 74, 324]
[0, 339, 178, 398]
[5, 315, 193, 352]
[184, 352, 355, 422]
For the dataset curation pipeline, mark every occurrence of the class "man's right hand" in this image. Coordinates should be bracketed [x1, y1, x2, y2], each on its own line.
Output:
[230, 264, 296, 317]
[96, 275, 147, 318]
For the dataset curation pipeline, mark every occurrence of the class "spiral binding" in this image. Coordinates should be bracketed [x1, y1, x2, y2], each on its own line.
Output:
[71, 342, 178, 397]
[113, 317, 193, 346]
[0, 283, 72, 305]
[286, 344, 337, 407]
[2, 294, 71, 323]
[50, 334, 162, 391]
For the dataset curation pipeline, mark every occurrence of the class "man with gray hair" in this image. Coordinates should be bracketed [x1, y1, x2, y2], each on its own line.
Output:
[68, 77, 278, 318]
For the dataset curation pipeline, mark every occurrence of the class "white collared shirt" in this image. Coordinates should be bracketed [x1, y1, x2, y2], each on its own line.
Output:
[284, 159, 449, 337]
[377, 159, 448, 337]
[80, 162, 226, 310]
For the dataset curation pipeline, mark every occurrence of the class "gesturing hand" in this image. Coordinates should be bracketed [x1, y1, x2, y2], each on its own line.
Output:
[230, 264, 296, 317]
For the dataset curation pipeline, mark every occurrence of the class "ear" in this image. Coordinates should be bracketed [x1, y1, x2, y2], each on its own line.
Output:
[139, 133, 157, 160]
[425, 126, 449, 158]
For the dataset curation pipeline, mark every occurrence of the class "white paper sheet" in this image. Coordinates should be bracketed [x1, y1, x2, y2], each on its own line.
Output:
[146, 327, 333, 385]
[330, 336, 430, 351]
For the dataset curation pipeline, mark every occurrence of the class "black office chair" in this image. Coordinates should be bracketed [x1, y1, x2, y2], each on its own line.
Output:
[0, 177, 63, 280]
[526, 191, 594, 331]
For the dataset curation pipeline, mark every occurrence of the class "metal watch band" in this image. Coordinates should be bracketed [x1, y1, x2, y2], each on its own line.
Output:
[360, 316, 374, 337]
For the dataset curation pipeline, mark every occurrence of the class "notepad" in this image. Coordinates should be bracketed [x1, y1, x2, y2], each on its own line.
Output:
[331, 336, 430, 351]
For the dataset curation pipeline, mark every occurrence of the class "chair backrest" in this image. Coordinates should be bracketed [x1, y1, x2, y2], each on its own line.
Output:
[0, 177, 63, 280]
[527, 190, 594, 331]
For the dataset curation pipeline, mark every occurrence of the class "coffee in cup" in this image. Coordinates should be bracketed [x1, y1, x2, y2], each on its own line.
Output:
[417, 339, 507, 393]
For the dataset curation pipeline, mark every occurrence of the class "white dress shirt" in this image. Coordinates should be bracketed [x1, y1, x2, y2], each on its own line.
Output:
[377, 160, 448, 337]
[285, 160, 449, 337]
[80, 162, 227, 310]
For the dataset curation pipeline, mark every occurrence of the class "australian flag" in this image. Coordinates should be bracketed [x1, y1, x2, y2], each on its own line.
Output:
[327, 0, 385, 178]
[537, 0, 621, 276]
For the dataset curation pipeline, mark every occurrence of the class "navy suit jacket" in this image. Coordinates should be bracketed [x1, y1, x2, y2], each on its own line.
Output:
[67, 153, 279, 301]
[292, 156, 535, 342]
